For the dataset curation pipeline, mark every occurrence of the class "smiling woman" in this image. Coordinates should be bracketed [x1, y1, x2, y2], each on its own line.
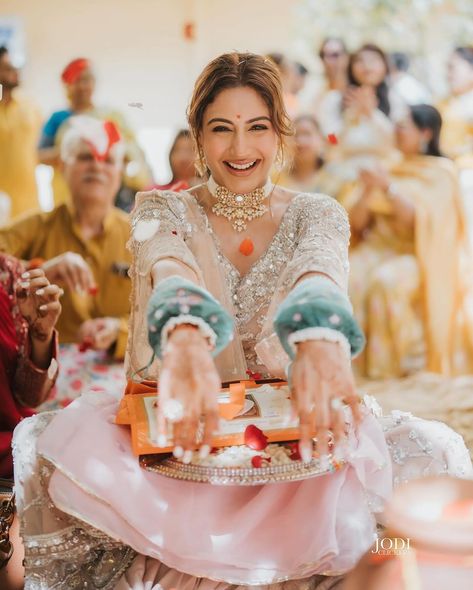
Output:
[12, 52, 472, 590]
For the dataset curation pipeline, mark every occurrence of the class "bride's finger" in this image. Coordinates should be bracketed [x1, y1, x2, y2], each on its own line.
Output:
[344, 380, 362, 425]
[315, 380, 332, 457]
[178, 416, 200, 458]
[156, 368, 174, 449]
[294, 358, 316, 462]
[200, 410, 218, 458]
[331, 402, 346, 447]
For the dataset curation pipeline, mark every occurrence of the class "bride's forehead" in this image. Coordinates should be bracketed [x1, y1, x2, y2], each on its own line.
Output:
[204, 87, 270, 119]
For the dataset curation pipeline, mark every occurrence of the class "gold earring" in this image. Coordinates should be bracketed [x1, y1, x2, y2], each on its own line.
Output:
[275, 148, 284, 172]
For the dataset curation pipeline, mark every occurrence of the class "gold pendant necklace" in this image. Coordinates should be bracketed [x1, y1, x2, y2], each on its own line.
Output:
[207, 175, 273, 232]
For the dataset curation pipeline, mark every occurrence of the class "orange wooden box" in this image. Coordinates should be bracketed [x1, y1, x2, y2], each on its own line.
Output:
[115, 380, 306, 456]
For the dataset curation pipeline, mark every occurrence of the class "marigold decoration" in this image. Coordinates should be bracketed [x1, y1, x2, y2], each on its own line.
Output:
[183, 22, 195, 41]
[327, 133, 338, 145]
[239, 238, 254, 256]
[244, 424, 268, 451]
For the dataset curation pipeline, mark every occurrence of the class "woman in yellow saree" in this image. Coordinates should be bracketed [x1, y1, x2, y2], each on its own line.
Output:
[347, 104, 473, 379]
[438, 47, 473, 161]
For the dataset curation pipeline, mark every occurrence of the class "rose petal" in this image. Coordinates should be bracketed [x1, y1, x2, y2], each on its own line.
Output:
[244, 424, 268, 450]
[327, 133, 338, 145]
[287, 442, 301, 461]
[251, 455, 263, 468]
[246, 369, 262, 380]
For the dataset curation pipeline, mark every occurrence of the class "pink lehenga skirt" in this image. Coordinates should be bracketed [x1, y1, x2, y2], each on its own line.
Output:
[14, 391, 471, 588]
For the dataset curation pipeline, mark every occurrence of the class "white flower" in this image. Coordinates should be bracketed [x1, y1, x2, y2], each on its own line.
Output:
[133, 219, 160, 241]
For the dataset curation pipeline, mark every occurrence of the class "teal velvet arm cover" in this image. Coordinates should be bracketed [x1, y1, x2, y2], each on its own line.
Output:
[273, 276, 365, 360]
[147, 276, 234, 359]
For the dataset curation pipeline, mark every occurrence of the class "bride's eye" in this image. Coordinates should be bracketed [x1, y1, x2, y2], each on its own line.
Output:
[250, 124, 269, 131]
[212, 126, 231, 133]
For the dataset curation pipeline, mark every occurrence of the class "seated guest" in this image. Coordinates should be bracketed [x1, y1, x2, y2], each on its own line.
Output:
[319, 44, 404, 200]
[278, 114, 326, 193]
[439, 46, 473, 160]
[0, 46, 42, 220]
[38, 57, 153, 210]
[0, 256, 60, 478]
[347, 104, 473, 378]
[154, 129, 200, 190]
[0, 116, 131, 358]
[389, 51, 432, 105]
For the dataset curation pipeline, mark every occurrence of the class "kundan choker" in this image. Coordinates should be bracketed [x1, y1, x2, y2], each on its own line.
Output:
[207, 175, 273, 232]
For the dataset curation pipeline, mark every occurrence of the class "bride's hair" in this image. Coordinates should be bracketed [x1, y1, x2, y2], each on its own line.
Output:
[187, 52, 293, 173]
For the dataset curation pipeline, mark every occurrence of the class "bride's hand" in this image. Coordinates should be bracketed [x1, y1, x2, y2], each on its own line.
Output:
[291, 340, 361, 462]
[158, 325, 221, 462]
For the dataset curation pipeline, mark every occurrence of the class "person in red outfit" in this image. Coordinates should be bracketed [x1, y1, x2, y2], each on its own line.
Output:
[0, 254, 61, 478]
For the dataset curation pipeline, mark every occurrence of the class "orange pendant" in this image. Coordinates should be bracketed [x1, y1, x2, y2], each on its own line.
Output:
[239, 238, 254, 256]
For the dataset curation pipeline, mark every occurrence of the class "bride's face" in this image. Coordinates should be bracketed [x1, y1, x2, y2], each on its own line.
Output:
[200, 86, 279, 193]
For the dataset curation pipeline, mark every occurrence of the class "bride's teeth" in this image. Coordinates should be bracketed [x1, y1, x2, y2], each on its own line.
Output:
[228, 161, 255, 170]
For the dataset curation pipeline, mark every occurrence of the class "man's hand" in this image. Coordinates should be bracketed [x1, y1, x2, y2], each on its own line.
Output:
[42, 252, 96, 294]
[78, 317, 121, 351]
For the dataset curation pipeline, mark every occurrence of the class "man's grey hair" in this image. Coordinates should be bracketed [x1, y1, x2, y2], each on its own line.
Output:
[60, 115, 126, 163]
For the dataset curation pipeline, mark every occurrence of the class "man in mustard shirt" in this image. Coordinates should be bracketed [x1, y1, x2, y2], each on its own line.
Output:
[0, 46, 42, 219]
[0, 116, 131, 358]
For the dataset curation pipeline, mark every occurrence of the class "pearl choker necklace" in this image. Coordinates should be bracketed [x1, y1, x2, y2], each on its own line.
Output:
[206, 175, 273, 232]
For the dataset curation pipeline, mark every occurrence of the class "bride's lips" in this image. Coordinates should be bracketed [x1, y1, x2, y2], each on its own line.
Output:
[223, 159, 261, 176]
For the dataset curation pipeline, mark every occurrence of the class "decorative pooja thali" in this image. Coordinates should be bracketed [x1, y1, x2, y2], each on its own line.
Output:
[117, 380, 346, 485]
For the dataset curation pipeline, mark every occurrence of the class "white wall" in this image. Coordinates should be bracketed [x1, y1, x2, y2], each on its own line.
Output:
[1, 0, 296, 127]
[1, 0, 297, 185]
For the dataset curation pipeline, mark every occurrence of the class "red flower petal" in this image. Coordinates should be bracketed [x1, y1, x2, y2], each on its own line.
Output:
[246, 369, 262, 380]
[78, 338, 93, 353]
[327, 133, 338, 145]
[251, 455, 263, 468]
[88, 285, 99, 296]
[287, 442, 302, 461]
[244, 424, 268, 450]
[239, 238, 254, 256]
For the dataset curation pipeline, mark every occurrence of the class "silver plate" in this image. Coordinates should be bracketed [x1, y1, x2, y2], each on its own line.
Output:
[140, 453, 344, 486]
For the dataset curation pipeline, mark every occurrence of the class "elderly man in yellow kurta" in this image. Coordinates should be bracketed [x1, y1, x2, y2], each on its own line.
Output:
[0, 115, 131, 358]
[0, 46, 42, 220]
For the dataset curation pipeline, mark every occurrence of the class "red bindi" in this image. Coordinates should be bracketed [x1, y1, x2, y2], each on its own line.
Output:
[236, 114, 241, 119]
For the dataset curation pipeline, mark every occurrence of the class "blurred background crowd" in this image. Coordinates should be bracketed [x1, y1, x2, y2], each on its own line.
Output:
[0, 0, 473, 456]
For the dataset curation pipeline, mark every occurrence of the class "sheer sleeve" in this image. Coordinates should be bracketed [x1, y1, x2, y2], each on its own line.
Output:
[255, 194, 352, 375]
[280, 193, 350, 293]
[126, 190, 204, 380]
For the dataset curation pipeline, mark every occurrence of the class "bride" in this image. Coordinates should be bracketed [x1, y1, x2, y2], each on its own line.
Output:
[13, 52, 471, 590]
